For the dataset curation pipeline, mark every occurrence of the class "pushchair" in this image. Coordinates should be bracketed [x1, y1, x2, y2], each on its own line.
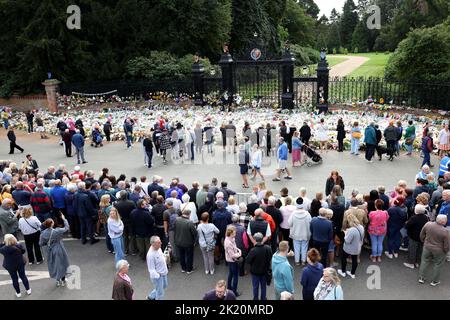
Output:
[302, 144, 323, 166]
[91, 129, 104, 148]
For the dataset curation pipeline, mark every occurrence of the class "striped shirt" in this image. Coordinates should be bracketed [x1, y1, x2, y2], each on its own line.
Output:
[30, 190, 52, 214]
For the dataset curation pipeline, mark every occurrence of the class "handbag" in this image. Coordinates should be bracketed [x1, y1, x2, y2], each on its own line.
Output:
[98, 208, 108, 225]
[201, 229, 216, 252]
[405, 138, 413, 145]
[236, 256, 244, 267]
[352, 131, 361, 139]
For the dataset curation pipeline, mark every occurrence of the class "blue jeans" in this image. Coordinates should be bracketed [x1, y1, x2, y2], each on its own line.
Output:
[387, 227, 402, 254]
[422, 152, 430, 167]
[227, 262, 239, 295]
[148, 275, 168, 300]
[3, 119, 9, 130]
[400, 227, 409, 247]
[251, 274, 267, 300]
[293, 239, 309, 263]
[111, 236, 124, 264]
[126, 134, 132, 147]
[405, 135, 415, 154]
[370, 234, 385, 257]
[351, 138, 360, 154]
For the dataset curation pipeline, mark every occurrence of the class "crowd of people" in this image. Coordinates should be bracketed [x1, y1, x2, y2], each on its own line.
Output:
[1, 102, 449, 300]
[0, 144, 448, 299]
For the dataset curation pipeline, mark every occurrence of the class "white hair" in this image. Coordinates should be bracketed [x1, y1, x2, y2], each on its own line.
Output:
[67, 183, 77, 193]
[77, 182, 86, 190]
[268, 196, 276, 205]
[239, 203, 247, 212]
[249, 194, 259, 203]
[299, 187, 307, 196]
[115, 260, 129, 272]
[216, 192, 224, 199]
[436, 214, 448, 225]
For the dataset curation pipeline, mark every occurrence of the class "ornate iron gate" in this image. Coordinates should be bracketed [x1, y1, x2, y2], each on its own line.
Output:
[232, 61, 281, 106]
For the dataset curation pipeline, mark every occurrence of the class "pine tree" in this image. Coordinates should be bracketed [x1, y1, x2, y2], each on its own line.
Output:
[340, 0, 359, 49]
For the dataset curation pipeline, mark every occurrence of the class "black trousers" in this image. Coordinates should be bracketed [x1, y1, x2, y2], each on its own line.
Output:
[154, 228, 167, 252]
[280, 228, 293, 250]
[338, 138, 344, 151]
[67, 215, 80, 238]
[341, 251, 358, 275]
[64, 141, 72, 157]
[301, 136, 310, 146]
[79, 216, 95, 242]
[365, 144, 376, 160]
[312, 240, 330, 267]
[145, 150, 153, 168]
[387, 140, 396, 158]
[24, 231, 43, 263]
[271, 229, 279, 253]
[178, 246, 194, 272]
[105, 131, 111, 142]
[9, 141, 24, 154]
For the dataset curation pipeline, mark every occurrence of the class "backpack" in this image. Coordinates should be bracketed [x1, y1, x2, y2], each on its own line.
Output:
[169, 210, 180, 231]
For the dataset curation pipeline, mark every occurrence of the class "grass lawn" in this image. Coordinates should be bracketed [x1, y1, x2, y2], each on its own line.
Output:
[328, 52, 392, 78]
[327, 56, 349, 67]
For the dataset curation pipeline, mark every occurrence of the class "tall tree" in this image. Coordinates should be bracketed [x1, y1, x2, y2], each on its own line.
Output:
[340, 0, 359, 49]
[375, 0, 449, 51]
[281, 0, 315, 47]
[230, 0, 280, 57]
[326, 8, 342, 51]
[298, 0, 320, 19]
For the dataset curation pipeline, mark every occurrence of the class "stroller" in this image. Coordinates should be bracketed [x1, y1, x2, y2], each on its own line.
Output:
[302, 144, 323, 167]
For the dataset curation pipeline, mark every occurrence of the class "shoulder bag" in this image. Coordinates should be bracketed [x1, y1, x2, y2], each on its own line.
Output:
[201, 228, 216, 252]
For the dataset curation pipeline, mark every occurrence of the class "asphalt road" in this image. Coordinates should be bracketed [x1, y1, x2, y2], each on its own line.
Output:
[0, 131, 448, 300]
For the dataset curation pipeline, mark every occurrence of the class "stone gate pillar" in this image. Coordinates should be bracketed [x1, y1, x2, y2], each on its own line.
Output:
[281, 49, 295, 110]
[192, 54, 205, 106]
[316, 49, 330, 114]
[219, 46, 234, 99]
[42, 79, 60, 113]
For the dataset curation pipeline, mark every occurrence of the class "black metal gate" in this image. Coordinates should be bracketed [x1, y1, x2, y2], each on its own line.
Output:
[233, 61, 281, 106]
[293, 77, 318, 108]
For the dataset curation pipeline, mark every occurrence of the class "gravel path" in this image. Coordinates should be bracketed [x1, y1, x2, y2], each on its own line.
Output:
[330, 55, 370, 77]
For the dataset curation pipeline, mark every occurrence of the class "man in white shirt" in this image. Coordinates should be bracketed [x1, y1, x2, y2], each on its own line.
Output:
[297, 187, 312, 212]
[170, 190, 182, 210]
[146, 236, 169, 300]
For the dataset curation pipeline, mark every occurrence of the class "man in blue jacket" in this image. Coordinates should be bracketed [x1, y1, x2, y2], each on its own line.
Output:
[212, 201, 232, 264]
[73, 182, 99, 245]
[364, 122, 377, 162]
[310, 208, 333, 267]
[273, 137, 292, 181]
[71, 130, 87, 165]
[272, 241, 294, 300]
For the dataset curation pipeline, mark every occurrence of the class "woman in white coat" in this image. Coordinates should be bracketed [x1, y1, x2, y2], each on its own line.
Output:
[250, 144, 265, 181]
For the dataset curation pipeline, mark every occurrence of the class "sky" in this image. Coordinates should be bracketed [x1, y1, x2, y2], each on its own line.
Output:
[314, 0, 347, 17]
